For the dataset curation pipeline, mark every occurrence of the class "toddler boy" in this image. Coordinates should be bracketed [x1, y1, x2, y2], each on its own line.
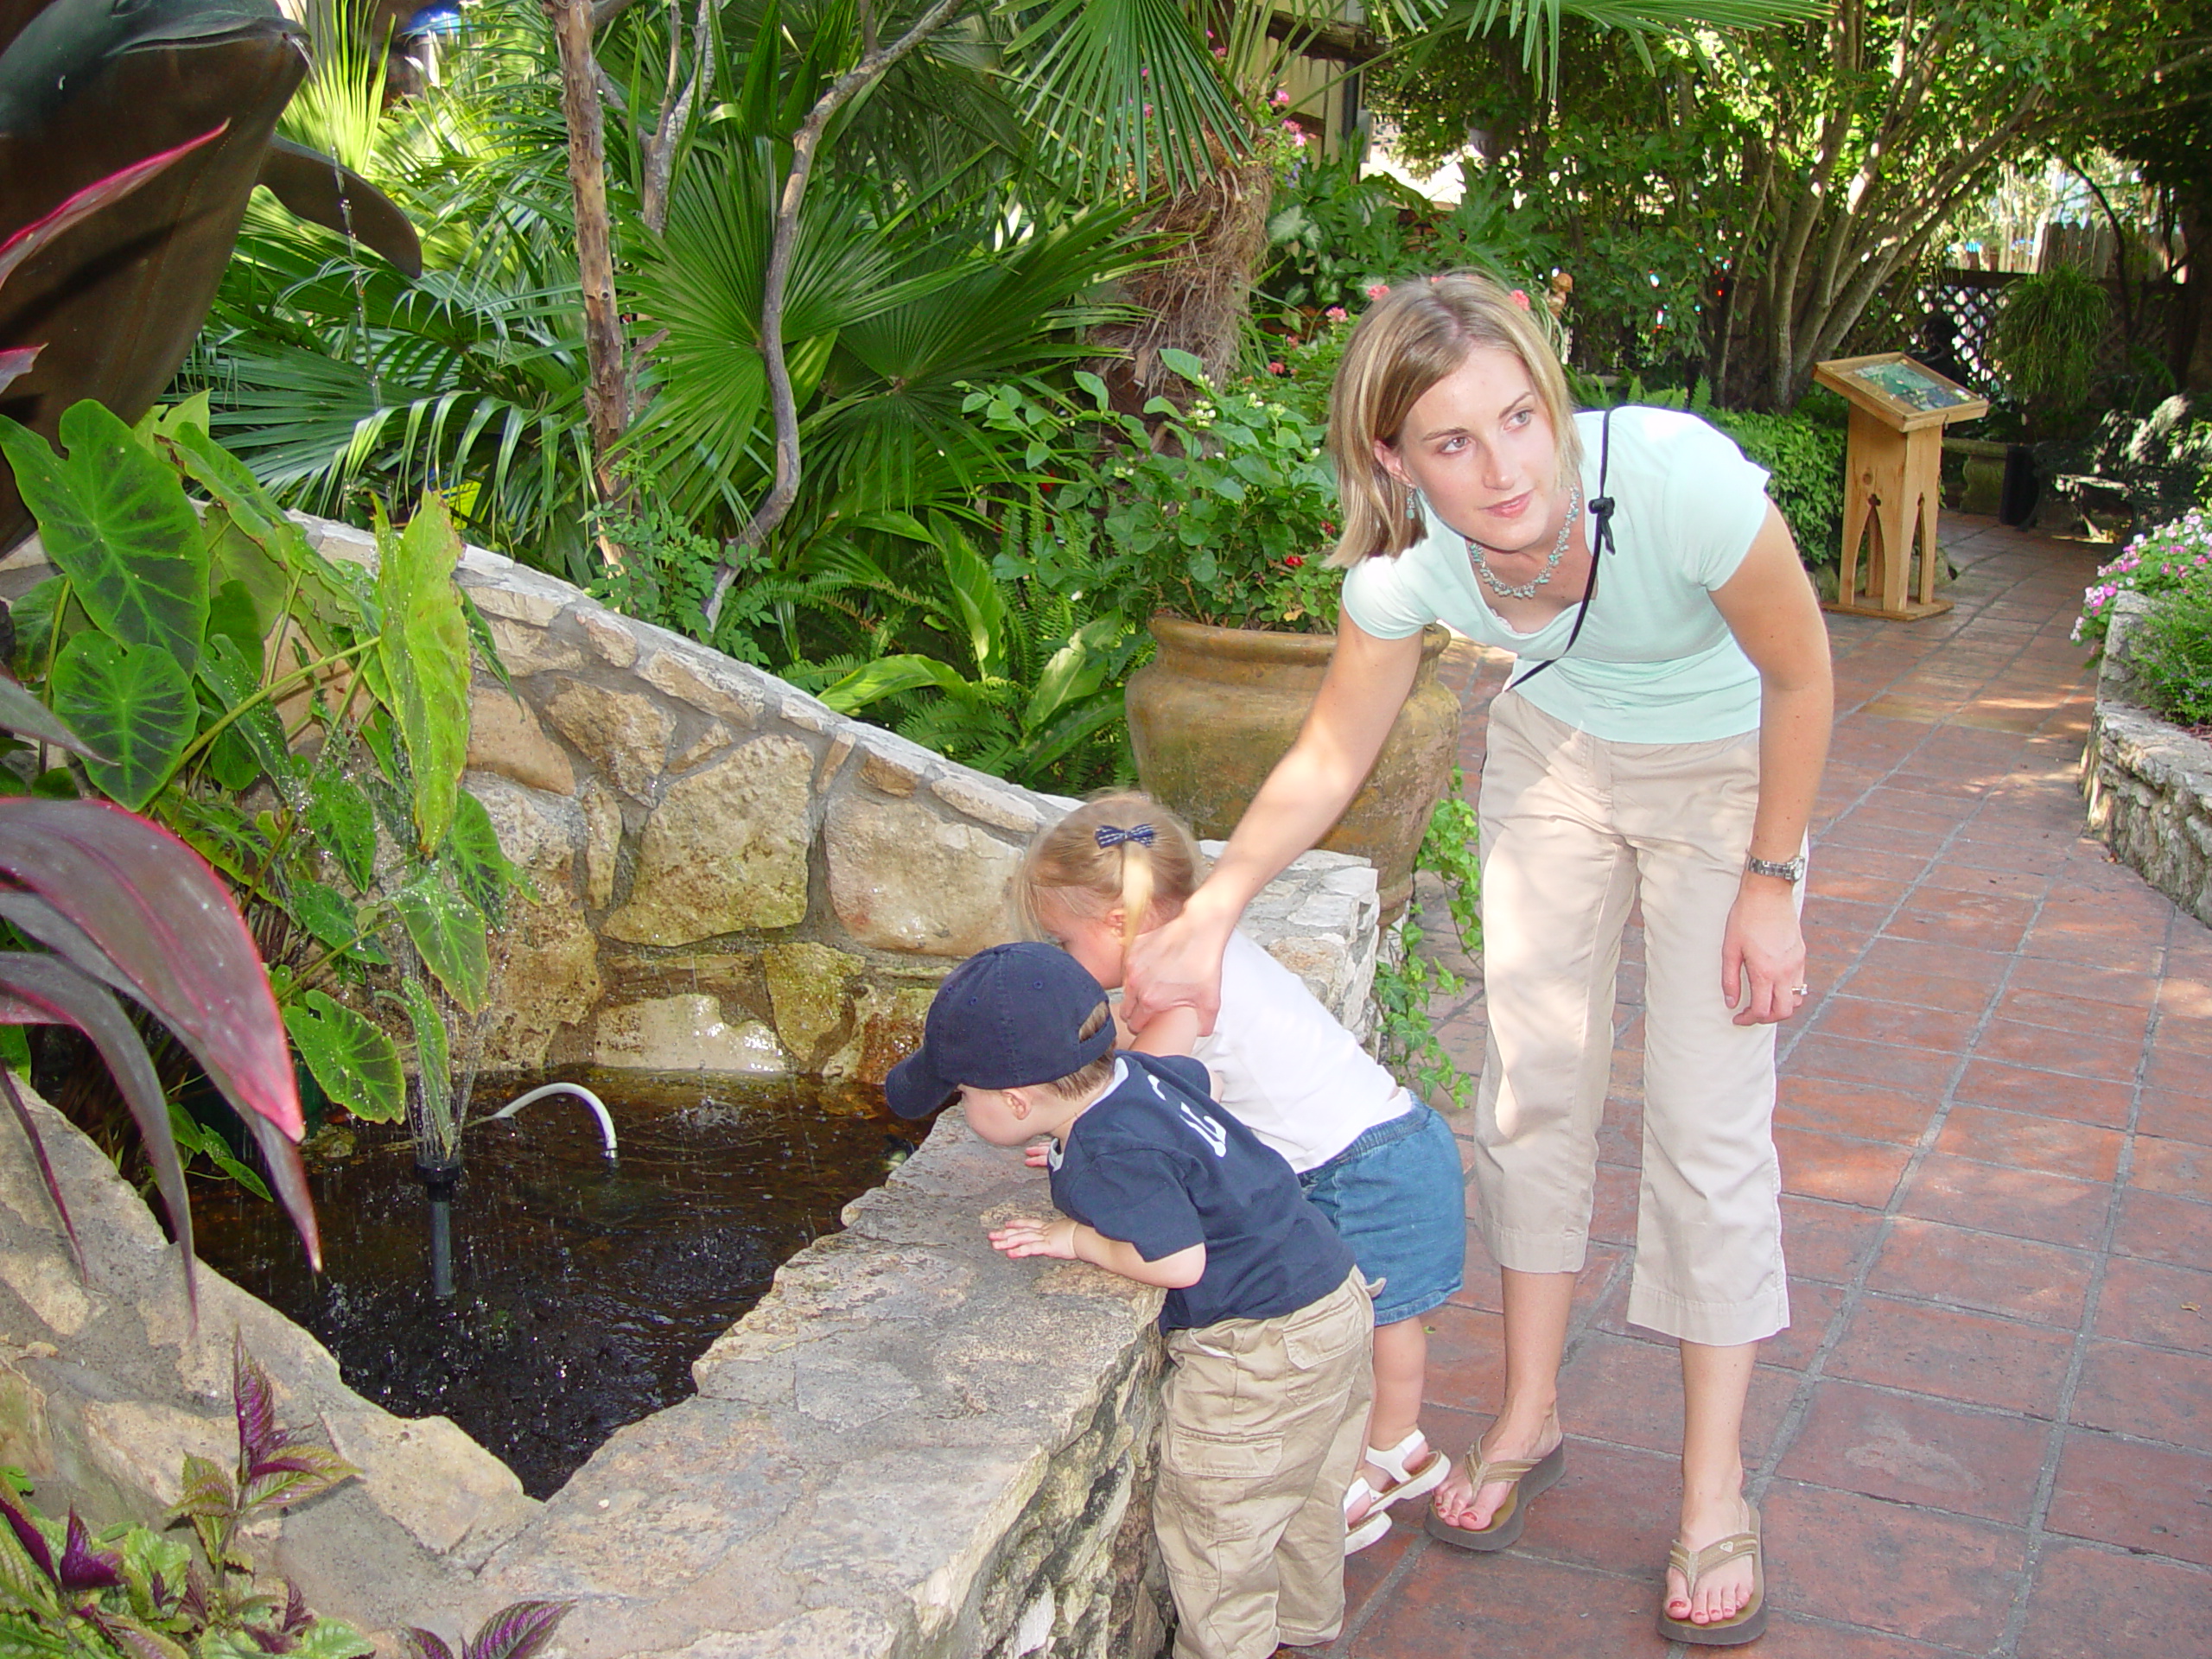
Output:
[888, 942, 1374, 1659]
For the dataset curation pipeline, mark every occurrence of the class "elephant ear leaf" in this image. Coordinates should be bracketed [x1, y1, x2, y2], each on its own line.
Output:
[283, 992, 403, 1124]
[392, 880, 489, 1015]
[0, 401, 207, 671]
[375, 497, 472, 855]
[49, 634, 194, 810]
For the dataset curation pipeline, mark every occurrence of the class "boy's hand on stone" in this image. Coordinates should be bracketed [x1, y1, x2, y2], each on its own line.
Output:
[988, 1217, 1077, 1260]
[1023, 1138, 1053, 1168]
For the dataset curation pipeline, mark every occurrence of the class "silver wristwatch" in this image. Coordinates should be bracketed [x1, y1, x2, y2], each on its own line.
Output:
[1745, 853, 1807, 883]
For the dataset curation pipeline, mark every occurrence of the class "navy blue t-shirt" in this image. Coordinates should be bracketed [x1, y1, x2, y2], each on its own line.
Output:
[1047, 1052, 1356, 1332]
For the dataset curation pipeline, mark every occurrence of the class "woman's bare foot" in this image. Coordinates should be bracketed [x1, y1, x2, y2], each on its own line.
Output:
[1665, 1491, 1757, 1626]
[1429, 1410, 1562, 1532]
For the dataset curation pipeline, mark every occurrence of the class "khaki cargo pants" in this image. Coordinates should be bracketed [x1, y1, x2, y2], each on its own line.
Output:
[1153, 1271, 1375, 1659]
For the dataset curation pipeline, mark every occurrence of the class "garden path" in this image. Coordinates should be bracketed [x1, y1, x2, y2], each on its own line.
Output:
[1326, 515, 2212, 1657]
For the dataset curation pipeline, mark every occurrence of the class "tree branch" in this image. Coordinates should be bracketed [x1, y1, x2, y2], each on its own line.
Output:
[552, 0, 629, 535]
[702, 0, 970, 626]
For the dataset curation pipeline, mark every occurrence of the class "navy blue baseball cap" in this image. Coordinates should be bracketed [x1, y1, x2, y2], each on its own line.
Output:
[884, 942, 1116, 1120]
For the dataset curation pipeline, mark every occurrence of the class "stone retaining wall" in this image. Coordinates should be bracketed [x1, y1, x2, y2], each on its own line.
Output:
[2082, 591, 2212, 927]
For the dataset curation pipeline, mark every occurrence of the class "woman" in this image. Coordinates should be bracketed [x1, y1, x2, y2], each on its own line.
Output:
[1123, 272, 1832, 1646]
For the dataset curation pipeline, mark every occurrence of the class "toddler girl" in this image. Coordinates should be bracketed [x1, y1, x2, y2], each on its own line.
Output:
[1018, 791, 1468, 1553]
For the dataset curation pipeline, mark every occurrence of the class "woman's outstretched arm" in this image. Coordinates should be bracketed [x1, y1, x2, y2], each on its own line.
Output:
[1711, 500, 1834, 1027]
[1123, 617, 1426, 1032]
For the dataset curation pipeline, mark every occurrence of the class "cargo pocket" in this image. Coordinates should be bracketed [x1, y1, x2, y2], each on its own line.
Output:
[1281, 1287, 1361, 1372]
[1163, 1424, 1284, 1483]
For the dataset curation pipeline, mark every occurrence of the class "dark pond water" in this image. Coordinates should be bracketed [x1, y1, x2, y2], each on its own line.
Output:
[190, 1071, 918, 1499]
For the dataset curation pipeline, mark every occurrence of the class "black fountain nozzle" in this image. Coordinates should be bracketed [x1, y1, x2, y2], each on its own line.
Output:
[413, 1158, 462, 1199]
[413, 1158, 462, 1301]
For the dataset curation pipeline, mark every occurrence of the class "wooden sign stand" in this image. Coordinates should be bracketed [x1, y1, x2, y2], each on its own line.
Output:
[1812, 353, 1990, 622]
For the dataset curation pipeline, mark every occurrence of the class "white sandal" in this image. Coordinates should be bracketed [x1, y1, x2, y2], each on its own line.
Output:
[1343, 1431, 1449, 1554]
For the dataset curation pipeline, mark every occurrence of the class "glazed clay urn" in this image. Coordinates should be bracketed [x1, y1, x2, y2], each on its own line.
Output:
[1126, 616, 1460, 917]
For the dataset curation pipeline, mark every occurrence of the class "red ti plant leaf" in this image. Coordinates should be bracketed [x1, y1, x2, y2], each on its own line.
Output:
[0, 1064, 81, 1272]
[0, 798, 316, 1267]
[465, 1601, 569, 1659]
[55, 1512, 121, 1593]
[0, 345, 40, 397]
[0, 124, 227, 293]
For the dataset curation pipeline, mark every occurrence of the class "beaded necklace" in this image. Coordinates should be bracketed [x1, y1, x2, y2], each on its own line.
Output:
[1466, 484, 1581, 601]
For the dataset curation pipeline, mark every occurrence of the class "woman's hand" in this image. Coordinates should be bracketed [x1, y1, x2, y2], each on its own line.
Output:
[1721, 878, 1807, 1026]
[1122, 897, 1237, 1034]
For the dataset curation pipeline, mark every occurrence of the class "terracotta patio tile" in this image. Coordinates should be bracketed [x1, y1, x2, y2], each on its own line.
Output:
[1820, 818, 1955, 859]
[1808, 847, 1928, 905]
[1338, 1508, 1420, 1623]
[1726, 1619, 1964, 1659]
[2093, 1256, 2212, 1355]
[2112, 1190, 2212, 1274]
[2144, 1040, 2209, 1094]
[1759, 1479, 2027, 1651]
[1911, 861, 2051, 899]
[1775, 1128, 1915, 1208]
[1933, 1104, 2123, 1182]
[1774, 1379, 2053, 1523]
[2017, 927, 2166, 975]
[2047, 1430, 2212, 1568]
[1828, 1294, 2075, 1417]
[1896, 1153, 2113, 1250]
[1417, 1303, 1507, 1407]
[1789, 1034, 1961, 1095]
[1972, 1018, 2148, 1084]
[1781, 1196, 1887, 1284]
[2156, 974, 2212, 1022]
[1556, 1333, 1796, 1459]
[1808, 995, 1983, 1055]
[1509, 1436, 1676, 1579]
[2017, 1540, 2212, 1659]
[2139, 1085, 2212, 1145]
[1993, 985, 2156, 1040]
[2131, 1134, 2212, 1198]
[1879, 900, 2034, 954]
[2070, 1340, 2212, 1450]
[1775, 1078, 1938, 1145]
[1953, 1059, 2133, 1128]
[2005, 956, 2162, 1010]
[1866, 1217, 2094, 1327]
[1341, 1541, 1653, 1656]
[2152, 1013, 2212, 1054]
[1829, 963, 1998, 1018]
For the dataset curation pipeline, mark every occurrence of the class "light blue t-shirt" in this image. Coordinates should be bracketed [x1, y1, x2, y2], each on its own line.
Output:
[1342, 407, 1772, 743]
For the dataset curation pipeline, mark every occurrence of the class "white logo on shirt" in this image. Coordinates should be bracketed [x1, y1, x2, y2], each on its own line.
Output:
[1147, 1071, 1230, 1157]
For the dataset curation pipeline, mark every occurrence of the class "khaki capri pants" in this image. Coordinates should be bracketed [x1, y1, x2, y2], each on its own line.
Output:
[1471, 692, 1791, 1348]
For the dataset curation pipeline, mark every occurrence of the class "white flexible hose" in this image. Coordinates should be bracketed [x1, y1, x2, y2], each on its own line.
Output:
[485, 1083, 618, 1159]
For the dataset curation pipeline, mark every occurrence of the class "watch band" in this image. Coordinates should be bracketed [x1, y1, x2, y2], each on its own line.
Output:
[1745, 853, 1807, 883]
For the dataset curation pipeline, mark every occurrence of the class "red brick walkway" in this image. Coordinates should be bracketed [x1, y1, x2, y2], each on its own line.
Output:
[1331, 517, 2212, 1656]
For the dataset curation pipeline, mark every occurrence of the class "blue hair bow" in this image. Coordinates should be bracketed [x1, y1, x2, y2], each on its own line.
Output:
[1095, 823, 1156, 849]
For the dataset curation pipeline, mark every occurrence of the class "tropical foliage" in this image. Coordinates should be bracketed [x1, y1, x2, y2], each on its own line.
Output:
[1, 399, 510, 1182]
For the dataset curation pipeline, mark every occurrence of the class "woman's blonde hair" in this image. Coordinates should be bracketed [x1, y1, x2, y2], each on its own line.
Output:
[1018, 791, 1204, 962]
[1325, 270, 1582, 569]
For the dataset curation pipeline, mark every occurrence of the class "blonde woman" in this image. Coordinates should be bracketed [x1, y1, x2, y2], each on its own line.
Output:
[1123, 272, 1832, 1645]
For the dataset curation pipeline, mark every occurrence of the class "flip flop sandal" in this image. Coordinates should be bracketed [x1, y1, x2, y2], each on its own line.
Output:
[1656, 1502, 1768, 1647]
[1421, 1440, 1566, 1552]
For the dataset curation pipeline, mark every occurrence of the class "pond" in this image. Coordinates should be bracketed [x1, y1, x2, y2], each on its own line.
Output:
[191, 1071, 918, 1499]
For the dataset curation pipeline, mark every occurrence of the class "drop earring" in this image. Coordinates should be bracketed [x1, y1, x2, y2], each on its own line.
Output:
[1405, 493, 1420, 522]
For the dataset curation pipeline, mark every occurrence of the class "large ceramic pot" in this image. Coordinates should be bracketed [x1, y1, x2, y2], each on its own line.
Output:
[1125, 615, 1461, 917]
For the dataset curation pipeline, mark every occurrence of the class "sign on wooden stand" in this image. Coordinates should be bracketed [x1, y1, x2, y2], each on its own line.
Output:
[1812, 353, 1990, 622]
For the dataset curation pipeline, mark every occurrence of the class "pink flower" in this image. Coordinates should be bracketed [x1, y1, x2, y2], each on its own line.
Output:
[1284, 555, 1306, 568]
[1510, 289, 1531, 309]
[1271, 88, 1291, 107]
[1325, 306, 1347, 321]
[1366, 283, 1389, 299]
[1268, 361, 1287, 375]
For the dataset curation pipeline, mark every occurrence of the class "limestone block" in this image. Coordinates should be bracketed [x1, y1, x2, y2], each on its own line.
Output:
[931, 770, 1048, 837]
[298, 515, 376, 569]
[578, 607, 640, 668]
[81, 1401, 231, 1507]
[467, 690, 574, 796]
[823, 795, 1021, 957]
[629, 1609, 900, 1659]
[603, 737, 813, 943]
[484, 614, 582, 677]
[822, 983, 934, 1085]
[813, 732, 855, 793]
[593, 995, 788, 1072]
[0, 1249, 92, 1334]
[670, 722, 730, 774]
[859, 748, 921, 798]
[581, 782, 622, 910]
[483, 899, 601, 1072]
[542, 681, 677, 802]
[320, 1409, 536, 1558]
[639, 649, 766, 728]
[466, 772, 582, 890]
[761, 943, 865, 1067]
[461, 579, 566, 628]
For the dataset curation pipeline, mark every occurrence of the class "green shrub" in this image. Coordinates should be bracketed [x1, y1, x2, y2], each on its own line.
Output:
[1989, 263, 2110, 431]
[2129, 575, 2212, 728]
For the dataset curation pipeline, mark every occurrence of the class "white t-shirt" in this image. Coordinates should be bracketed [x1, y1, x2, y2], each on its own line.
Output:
[1341, 407, 1772, 744]
[1191, 931, 1412, 1173]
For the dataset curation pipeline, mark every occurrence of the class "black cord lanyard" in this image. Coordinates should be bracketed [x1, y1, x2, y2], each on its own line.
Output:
[1505, 405, 1617, 694]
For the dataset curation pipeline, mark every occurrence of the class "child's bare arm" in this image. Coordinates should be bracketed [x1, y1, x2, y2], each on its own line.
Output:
[988, 1217, 1205, 1288]
[1128, 1003, 1203, 1058]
